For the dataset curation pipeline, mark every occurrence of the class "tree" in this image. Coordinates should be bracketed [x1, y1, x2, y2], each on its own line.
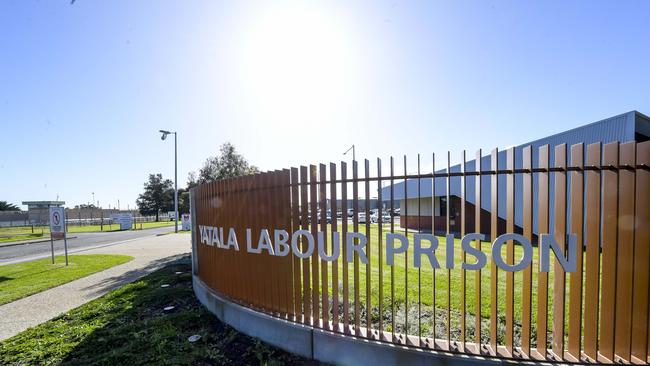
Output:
[74, 204, 98, 209]
[190, 142, 259, 187]
[178, 188, 190, 214]
[136, 174, 174, 221]
[0, 201, 19, 211]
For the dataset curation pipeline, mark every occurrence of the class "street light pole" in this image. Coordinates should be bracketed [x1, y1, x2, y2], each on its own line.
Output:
[344, 144, 356, 161]
[174, 132, 178, 233]
[160, 129, 179, 233]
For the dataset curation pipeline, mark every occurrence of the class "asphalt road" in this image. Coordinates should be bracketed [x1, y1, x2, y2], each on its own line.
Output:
[0, 225, 177, 264]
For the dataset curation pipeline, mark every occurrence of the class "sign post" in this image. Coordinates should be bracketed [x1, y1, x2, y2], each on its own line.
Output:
[49, 206, 68, 266]
[49, 227, 55, 264]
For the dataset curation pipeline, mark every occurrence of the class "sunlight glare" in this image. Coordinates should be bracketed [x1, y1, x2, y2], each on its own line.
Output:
[238, 4, 359, 128]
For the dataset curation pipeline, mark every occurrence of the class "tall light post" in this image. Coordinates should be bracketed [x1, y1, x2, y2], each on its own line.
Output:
[160, 129, 178, 232]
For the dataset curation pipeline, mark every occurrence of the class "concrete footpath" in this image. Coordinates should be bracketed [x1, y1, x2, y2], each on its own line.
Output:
[0, 233, 191, 340]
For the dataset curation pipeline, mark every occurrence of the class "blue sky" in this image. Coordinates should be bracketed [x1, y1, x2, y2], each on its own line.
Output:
[1, 1, 649, 209]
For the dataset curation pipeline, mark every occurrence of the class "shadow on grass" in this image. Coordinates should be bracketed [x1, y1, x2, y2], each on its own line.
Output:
[0, 255, 318, 366]
[77, 254, 187, 299]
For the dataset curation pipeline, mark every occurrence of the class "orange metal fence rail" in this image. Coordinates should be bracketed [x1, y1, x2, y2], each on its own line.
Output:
[194, 141, 650, 364]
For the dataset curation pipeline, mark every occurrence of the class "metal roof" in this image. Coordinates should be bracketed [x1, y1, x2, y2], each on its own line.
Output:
[381, 111, 649, 231]
[22, 201, 66, 207]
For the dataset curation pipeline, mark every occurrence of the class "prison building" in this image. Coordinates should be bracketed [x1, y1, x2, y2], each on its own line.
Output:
[21, 200, 65, 225]
[381, 110, 650, 237]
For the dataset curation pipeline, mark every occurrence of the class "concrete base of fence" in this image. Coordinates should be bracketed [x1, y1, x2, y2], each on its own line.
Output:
[192, 276, 313, 358]
[193, 275, 551, 366]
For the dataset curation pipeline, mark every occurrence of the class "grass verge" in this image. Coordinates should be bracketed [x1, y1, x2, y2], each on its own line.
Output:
[0, 222, 176, 243]
[0, 254, 133, 305]
[0, 234, 45, 244]
[0, 256, 311, 366]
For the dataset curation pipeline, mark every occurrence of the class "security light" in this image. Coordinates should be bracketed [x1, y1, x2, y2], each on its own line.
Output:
[158, 129, 179, 233]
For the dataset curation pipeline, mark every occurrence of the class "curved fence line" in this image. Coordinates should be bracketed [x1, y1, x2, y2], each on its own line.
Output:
[191, 141, 650, 364]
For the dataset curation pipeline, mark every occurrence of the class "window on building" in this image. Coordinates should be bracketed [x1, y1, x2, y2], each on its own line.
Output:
[439, 197, 447, 217]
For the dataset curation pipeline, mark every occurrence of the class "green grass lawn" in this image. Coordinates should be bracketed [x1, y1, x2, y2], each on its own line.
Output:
[0, 256, 310, 366]
[129, 221, 178, 231]
[0, 233, 46, 244]
[0, 222, 175, 243]
[302, 223, 582, 345]
[326, 224, 554, 315]
[0, 254, 133, 305]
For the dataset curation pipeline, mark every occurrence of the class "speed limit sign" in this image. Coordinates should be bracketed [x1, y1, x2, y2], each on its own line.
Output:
[49, 207, 65, 240]
[48, 206, 69, 265]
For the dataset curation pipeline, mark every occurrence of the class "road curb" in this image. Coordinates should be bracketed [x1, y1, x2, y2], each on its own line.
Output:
[0, 236, 79, 248]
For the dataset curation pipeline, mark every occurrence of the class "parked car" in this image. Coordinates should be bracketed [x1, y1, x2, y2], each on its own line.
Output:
[347, 209, 354, 218]
[370, 212, 379, 223]
[317, 212, 333, 224]
[381, 212, 391, 222]
[358, 212, 367, 224]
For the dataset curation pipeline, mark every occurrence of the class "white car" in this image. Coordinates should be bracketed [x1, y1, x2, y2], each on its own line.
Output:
[359, 212, 382, 224]
[358, 212, 367, 223]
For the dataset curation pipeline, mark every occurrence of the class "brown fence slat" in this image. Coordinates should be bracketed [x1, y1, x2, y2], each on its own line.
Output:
[521, 145, 533, 356]
[365, 159, 372, 338]
[319, 164, 329, 326]
[490, 148, 499, 353]
[552, 144, 567, 360]
[269, 173, 281, 314]
[290, 168, 302, 321]
[330, 163, 339, 328]
[300, 166, 311, 324]
[242, 177, 249, 304]
[341, 161, 350, 333]
[505, 147, 515, 355]
[276, 172, 286, 315]
[377, 158, 384, 335]
[600, 142, 619, 362]
[631, 141, 650, 362]
[583, 142, 601, 360]
[310, 165, 320, 327]
[249, 177, 259, 308]
[262, 173, 273, 312]
[614, 142, 636, 362]
[236, 177, 244, 305]
[282, 170, 293, 318]
[567, 143, 584, 359]
[403, 155, 409, 344]
[390, 157, 396, 342]
[460, 151, 467, 347]
[536, 145, 550, 357]
[431, 153, 437, 344]
[474, 149, 482, 350]
[445, 152, 451, 347]
[417, 154, 423, 345]
[353, 160, 360, 336]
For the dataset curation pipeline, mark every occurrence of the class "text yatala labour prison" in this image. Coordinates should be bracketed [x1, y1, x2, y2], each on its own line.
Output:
[198, 226, 578, 273]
